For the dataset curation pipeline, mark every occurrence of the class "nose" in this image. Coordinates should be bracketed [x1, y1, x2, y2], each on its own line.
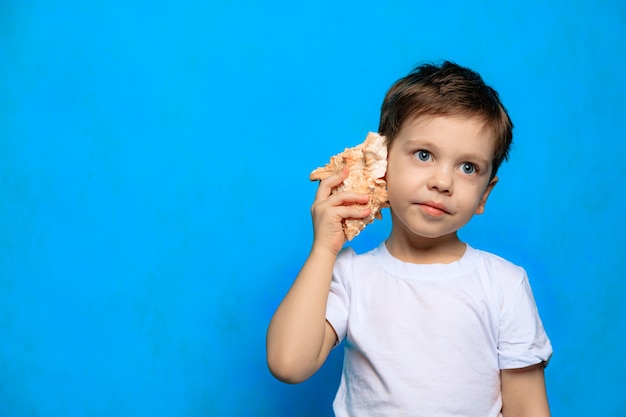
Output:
[427, 166, 453, 194]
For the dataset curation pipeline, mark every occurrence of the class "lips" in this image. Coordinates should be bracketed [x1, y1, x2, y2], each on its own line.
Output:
[417, 201, 450, 216]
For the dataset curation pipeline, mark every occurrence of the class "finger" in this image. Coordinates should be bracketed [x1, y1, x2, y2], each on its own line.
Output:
[334, 206, 372, 220]
[314, 165, 349, 201]
[312, 192, 369, 218]
[312, 195, 371, 221]
[325, 191, 370, 207]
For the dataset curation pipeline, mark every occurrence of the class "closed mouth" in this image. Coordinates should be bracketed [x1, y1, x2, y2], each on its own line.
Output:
[418, 201, 450, 215]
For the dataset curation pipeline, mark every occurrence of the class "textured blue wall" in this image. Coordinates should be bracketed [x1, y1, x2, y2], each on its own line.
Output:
[1, 1, 625, 416]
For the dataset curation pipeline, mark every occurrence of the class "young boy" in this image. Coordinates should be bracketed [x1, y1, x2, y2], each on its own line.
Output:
[267, 61, 553, 416]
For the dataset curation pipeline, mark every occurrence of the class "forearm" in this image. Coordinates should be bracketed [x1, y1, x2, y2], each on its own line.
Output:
[268, 166, 370, 383]
[502, 404, 550, 417]
[501, 364, 551, 417]
[266, 245, 337, 383]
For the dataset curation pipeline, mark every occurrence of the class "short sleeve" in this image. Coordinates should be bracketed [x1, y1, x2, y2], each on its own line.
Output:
[325, 247, 355, 345]
[498, 272, 553, 369]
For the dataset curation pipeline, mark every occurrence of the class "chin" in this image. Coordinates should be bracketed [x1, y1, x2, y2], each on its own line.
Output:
[391, 213, 462, 240]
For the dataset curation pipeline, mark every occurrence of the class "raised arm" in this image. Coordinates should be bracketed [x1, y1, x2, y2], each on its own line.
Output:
[501, 363, 551, 417]
[266, 167, 370, 384]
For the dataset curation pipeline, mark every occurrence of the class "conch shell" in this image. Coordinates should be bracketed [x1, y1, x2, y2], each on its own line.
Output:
[310, 132, 389, 240]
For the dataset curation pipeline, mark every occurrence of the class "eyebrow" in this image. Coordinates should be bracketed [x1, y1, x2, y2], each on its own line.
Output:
[460, 153, 491, 168]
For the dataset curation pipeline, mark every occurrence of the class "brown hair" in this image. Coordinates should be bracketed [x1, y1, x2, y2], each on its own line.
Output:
[378, 61, 513, 178]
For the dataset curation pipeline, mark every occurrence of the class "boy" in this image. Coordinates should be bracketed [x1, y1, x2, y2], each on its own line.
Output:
[267, 61, 552, 416]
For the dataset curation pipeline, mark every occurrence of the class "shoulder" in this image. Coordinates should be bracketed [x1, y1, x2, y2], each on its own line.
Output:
[471, 247, 527, 281]
[334, 244, 383, 282]
[468, 247, 530, 305]
[336, 244, 380, 266]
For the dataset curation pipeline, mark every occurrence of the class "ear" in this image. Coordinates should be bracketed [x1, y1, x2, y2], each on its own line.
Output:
[475, 176, 498, 215]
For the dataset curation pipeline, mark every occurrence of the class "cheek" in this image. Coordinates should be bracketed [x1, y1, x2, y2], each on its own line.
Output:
[384, 167, 407, 196]
[383, 162, 398, 189]
[385, 156, 411, 183]
[469, 185, 491, 208]
[384, 168, 403, 200]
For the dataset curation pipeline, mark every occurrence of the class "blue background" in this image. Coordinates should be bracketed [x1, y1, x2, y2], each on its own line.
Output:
[2, 1, 625, 416]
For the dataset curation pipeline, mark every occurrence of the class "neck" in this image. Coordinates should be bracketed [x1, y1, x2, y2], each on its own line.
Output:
[385, 230, 466, 264]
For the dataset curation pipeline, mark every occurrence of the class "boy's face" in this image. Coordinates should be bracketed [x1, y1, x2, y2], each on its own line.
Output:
[385, 115, 498, 241]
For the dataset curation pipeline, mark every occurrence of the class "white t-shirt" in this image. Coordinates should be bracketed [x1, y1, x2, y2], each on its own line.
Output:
[326, 242, 552, 417]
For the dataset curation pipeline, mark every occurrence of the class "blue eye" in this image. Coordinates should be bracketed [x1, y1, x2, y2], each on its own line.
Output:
[415, 150, 431, 161]
[461, 163, 477, 174]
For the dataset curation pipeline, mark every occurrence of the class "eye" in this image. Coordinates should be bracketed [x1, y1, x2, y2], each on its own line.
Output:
[414, 150, 431, 162]
[461, 163, 477, 175]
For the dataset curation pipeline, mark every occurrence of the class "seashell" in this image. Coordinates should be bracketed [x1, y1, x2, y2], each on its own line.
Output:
[310, 132, 389, 240]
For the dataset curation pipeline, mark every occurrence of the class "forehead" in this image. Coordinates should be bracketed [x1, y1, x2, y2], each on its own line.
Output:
[394, 115, 496, 157]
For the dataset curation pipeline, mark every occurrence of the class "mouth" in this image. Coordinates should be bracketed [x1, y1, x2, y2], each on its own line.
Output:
[417, 201, 450, 216]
